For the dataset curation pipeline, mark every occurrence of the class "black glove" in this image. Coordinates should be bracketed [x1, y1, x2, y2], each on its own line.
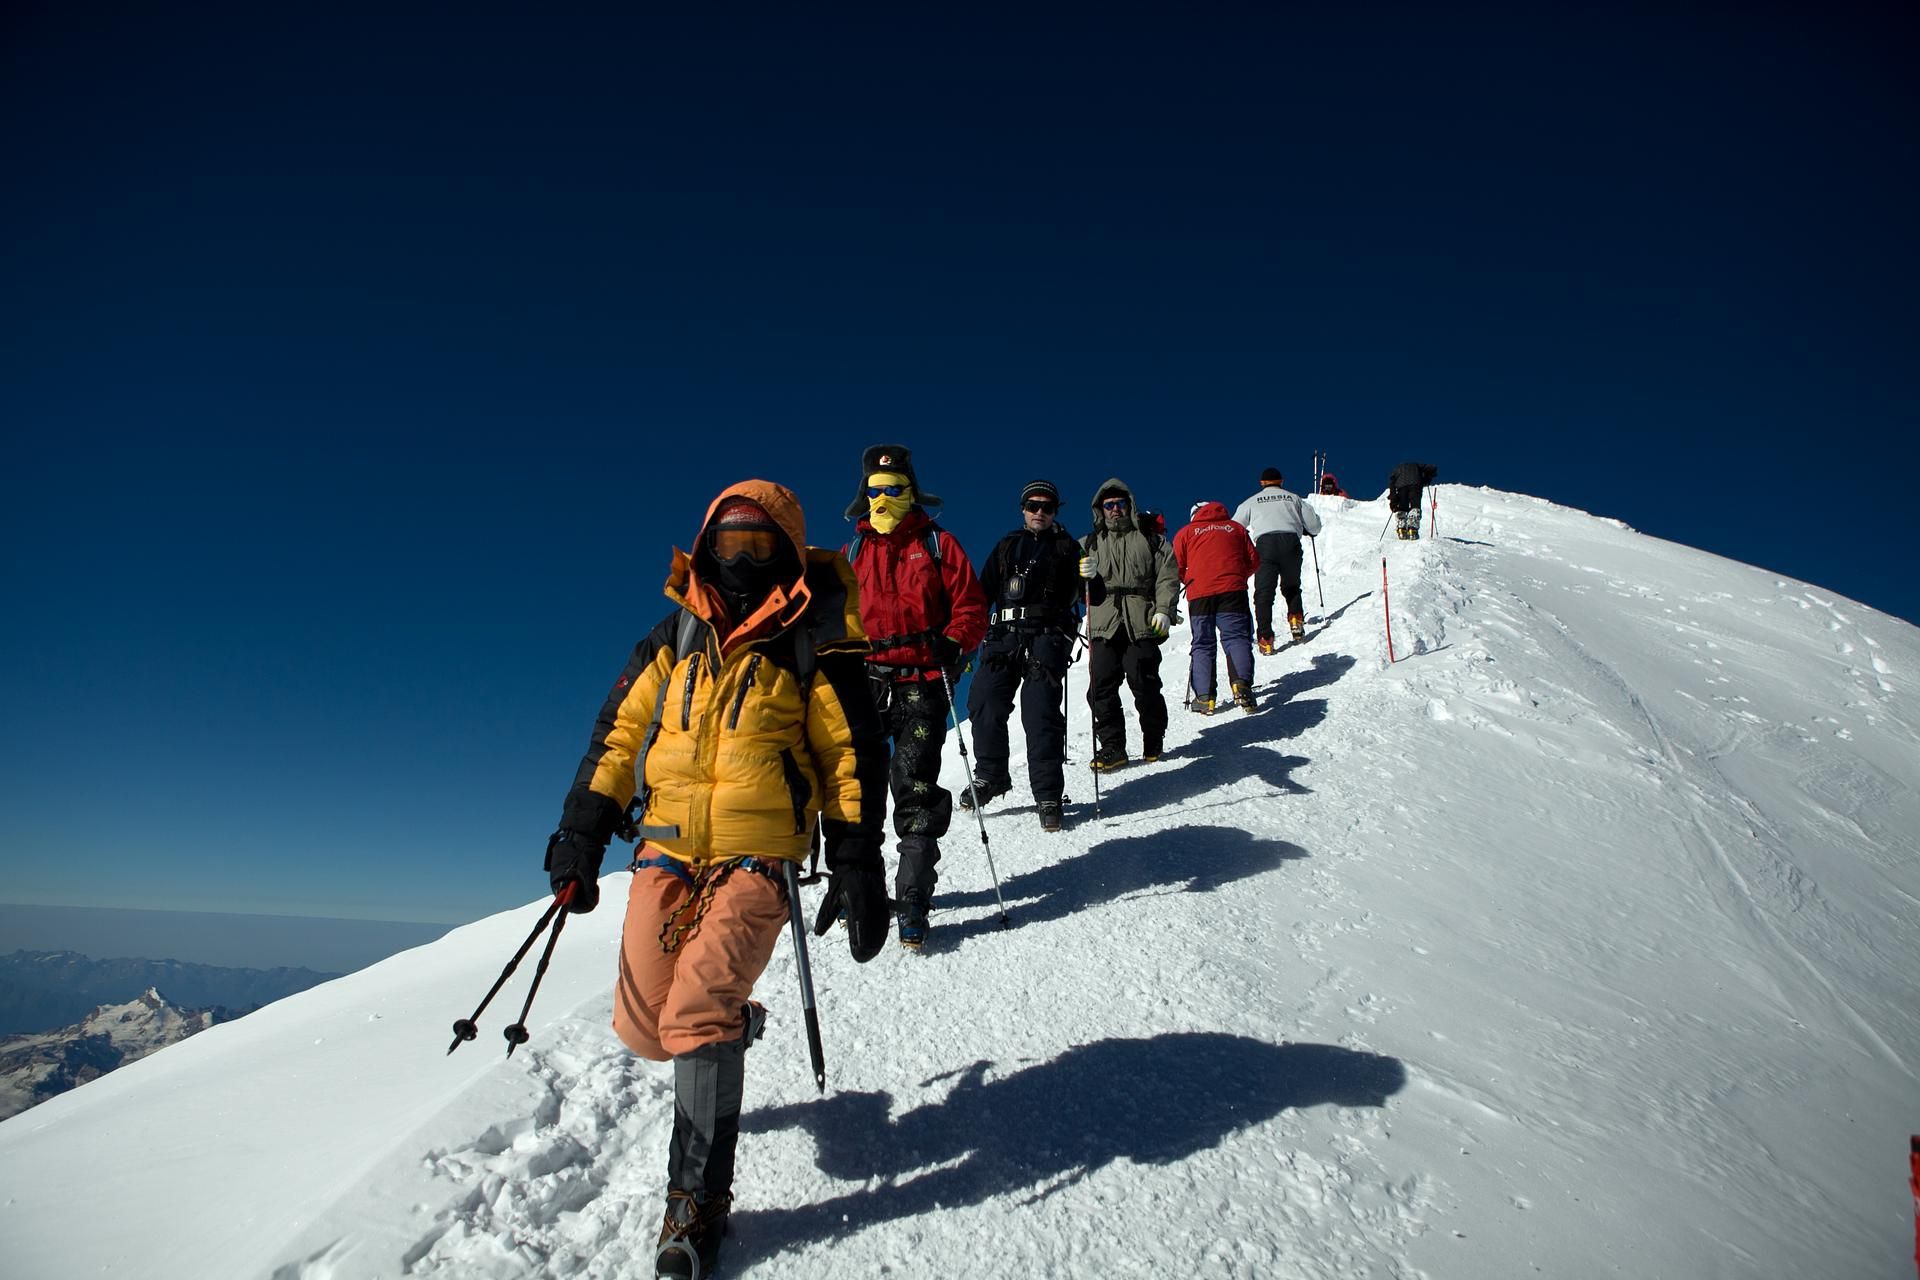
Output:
[933, 634, 964, 673]
[811, 860, 890, 962]
[544, 827, 608, 913]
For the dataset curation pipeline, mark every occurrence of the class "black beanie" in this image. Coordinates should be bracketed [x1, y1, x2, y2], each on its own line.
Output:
[1260, 467, 1283, 484]
[1019, 479, 1060, 505]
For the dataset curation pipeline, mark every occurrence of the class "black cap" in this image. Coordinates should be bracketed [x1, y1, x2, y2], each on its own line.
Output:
[1260, 467, 1283, 484]
[1019, 479, 1060, 505]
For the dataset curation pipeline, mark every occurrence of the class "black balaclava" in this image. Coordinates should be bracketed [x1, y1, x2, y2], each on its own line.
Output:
[700, 497, 797, 621]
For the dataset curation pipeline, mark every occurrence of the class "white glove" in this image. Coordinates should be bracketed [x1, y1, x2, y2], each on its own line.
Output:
[1078, 552, 1099, 579]
[1148, 612, 1170, 639]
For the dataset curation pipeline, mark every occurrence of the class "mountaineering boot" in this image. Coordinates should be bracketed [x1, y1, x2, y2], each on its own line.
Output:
[1232, 680, 1257, 713]
[897, 890, 931, 950]
[1037, 799, 1064, 833]
[658, 1041, 744, 1278]
[1141, 736, 1163, 763]
[958, 774, 1010, 812]
[1288, 613, 1306, 643]
[1257, 633, 1276, 656]
[1189, 695, 1217, 716]
[1091, 743, 1128, 772]
[656, 1190, 728, 1279]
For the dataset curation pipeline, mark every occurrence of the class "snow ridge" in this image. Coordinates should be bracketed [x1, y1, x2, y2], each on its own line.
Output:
[1, 484, 1915, 1280]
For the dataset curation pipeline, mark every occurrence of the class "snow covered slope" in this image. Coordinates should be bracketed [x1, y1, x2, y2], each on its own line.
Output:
[2, 485, 1914, 1279]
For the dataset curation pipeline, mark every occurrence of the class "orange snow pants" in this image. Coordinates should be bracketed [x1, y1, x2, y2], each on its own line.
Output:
[612, 860, 790, 1060]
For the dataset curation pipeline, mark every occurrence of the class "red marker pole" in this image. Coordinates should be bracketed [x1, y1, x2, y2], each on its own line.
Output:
[1909, 1135, 1918, 1275]
[1430, 489, 1439, 540]
[1381, 556, 1396, 664]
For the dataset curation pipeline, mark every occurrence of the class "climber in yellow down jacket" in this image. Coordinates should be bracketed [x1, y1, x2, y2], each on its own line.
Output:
[542, 478, 890, 1280]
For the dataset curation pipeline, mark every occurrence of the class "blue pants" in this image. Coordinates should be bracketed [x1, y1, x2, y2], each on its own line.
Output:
[1189, 609, 1253, 700]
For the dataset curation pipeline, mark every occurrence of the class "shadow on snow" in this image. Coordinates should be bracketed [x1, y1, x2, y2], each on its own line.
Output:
[734, 1031, 1407, 1257]
[1078, 652, 1356, 821]
[933, 823, 1307, 946]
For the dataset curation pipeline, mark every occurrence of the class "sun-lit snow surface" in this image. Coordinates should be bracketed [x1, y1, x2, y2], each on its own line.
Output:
[3, 486, 1915, 1279]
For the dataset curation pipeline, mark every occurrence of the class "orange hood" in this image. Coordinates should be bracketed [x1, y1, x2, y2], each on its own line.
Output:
[667, 479, 814, 653]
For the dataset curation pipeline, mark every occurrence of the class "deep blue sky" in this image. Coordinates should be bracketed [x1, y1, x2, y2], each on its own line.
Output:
[3, 4, 1914, 928]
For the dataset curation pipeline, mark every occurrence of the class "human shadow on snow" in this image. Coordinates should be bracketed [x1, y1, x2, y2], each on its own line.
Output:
[1089, 653, 1355, 821]
[1308, 590, 1372, 626]
[1094, 708, 1322, 820]
[732, 1032, 1406, 1259]
[1250, 650, 1357, 704]
[933, 823, 1307, 945]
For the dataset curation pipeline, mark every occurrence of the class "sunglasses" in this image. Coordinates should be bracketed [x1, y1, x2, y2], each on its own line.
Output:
[1023, 500, 1057, 514]
[867, 485, 908, 498]
[1100, 498, 1131, 512]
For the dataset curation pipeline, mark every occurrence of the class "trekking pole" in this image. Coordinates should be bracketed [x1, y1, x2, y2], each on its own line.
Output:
[1084, 582, 1102, 819]
[1378, 508, 1394, 544]
[939, 662, 1009, 928]
[448, 886, 572, 1055]
[501, 889, 573, 1057]
[779, 858, 827, 1092]
[1062, 639, 1072, 762]
[1309, 534, 1324, 609]
[1381, 556, 1397, 664]
[1430, 489, 1439, 540]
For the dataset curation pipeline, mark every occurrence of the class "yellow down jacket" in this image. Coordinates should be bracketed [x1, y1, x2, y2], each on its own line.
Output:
[560, 480, 888, 870]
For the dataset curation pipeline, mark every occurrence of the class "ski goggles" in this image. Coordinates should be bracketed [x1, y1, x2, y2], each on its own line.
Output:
[710, 527, 779, 563]
[867, 484, 909, 498]
[1023, 499, 1058, 514]
[1100, 498, 1131, 512]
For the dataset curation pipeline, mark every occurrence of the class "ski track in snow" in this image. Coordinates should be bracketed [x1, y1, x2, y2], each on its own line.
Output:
[4, 485, 1917, 1280]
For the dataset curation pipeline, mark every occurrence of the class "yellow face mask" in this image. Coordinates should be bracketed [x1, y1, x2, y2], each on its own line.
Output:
[866, 471, 914, 533]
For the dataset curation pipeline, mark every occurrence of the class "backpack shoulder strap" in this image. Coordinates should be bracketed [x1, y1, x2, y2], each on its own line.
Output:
[627, 609, 704, 842]
[792, 616, 819, 696]
[847, 526, 937, 565]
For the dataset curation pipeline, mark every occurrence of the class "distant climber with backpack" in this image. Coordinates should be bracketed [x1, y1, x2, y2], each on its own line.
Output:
[541, 480, 890, 1280]
[963, 479, 1085, 832]
[1232, 467, 1323, 653]
[1080, 478, 1180, 770]
[841, 444, 988, 949]
[1172, 501, 1259, 714]
[1389, 462, 1439, 540]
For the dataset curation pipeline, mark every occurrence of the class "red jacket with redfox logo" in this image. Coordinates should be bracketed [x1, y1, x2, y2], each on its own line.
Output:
[1172, 502, 1258, 603]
